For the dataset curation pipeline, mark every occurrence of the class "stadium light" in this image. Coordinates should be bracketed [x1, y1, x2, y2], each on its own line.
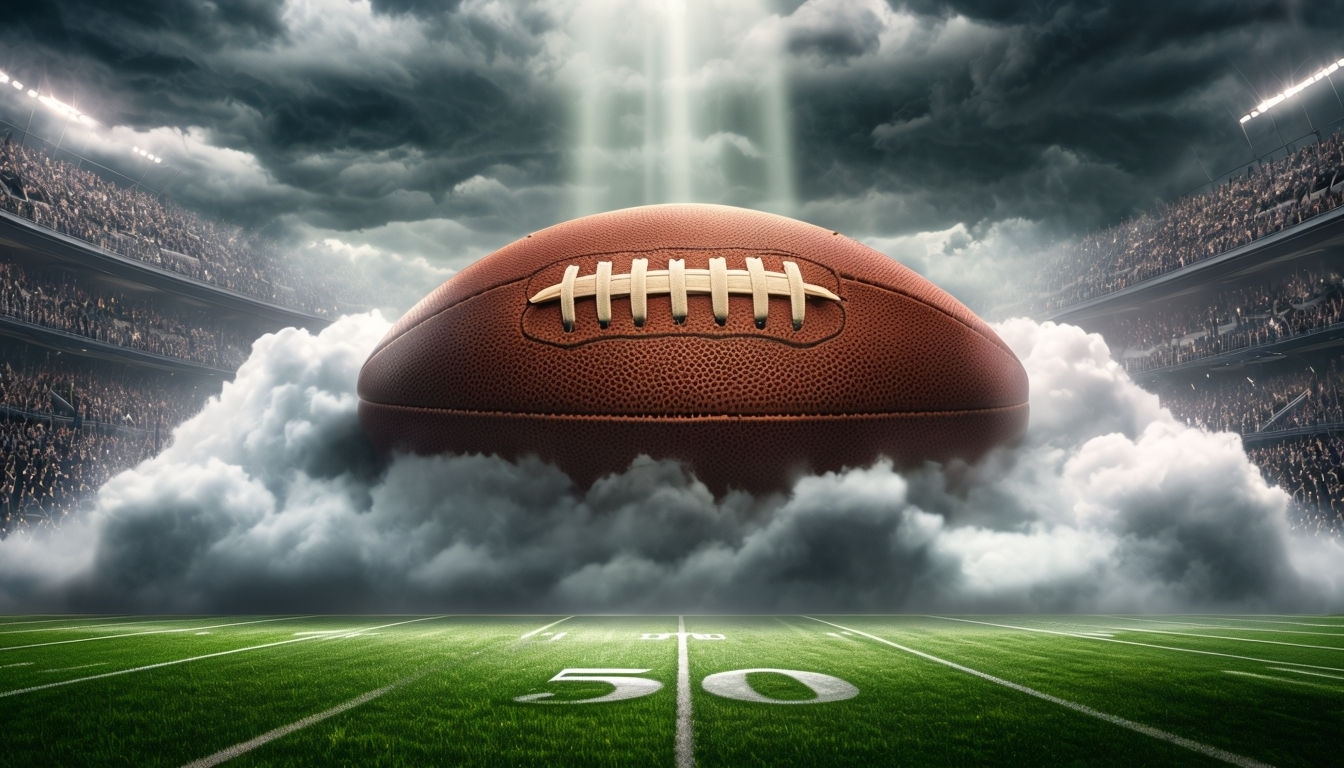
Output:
[1241, 57, 1344, 124]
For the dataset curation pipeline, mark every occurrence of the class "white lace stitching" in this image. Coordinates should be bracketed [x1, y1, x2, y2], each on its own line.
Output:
[531, 258, 840, 331]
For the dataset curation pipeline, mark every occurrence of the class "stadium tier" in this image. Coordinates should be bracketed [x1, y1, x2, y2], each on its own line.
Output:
[1044, 129, 1344, 536]
[0, 136, 335, 537]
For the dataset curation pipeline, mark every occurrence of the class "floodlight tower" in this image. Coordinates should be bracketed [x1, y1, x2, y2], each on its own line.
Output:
[1238, 56, 1344, 151]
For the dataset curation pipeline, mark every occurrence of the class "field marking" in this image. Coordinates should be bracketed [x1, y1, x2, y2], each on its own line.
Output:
[1084, 625, 1344, 652]
[806, 617, 1273, 768]
[0, 617, 195, 636]
[1110, 616, 1343, 638]
[1269, 667, 1344, 681]
[178, 617, 560, 768]
[1189, 616, 1344, 629]
[1223, 670, 1340, 692]
[1, 662, 34, 668]
[521, 617, 573, 639]
[0, 616, 443, 699]
[547, 632, 567, 642]
[0, 616, 306, 652]
[42, 663, 107, 672]
[926, 616, 1344, 673]
[0, 616, 117, 629]
[676, 616, 694, 768]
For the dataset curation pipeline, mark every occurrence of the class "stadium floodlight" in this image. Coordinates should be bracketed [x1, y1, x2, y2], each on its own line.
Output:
[0, 73, 8, 84]
[12, 81, 23, 90]
[1241, 57, 1344, 123]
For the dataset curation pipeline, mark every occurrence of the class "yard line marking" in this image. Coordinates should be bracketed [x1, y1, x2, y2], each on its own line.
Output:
[179, 617, 560, 768]
[1110, 616, 1343, 638]
[676, 615, 694, 768]
[521, 617, 572, 639]
[1191, 616, 1344, 629]
[0, 616, 306, 652]
[806, 617, 1273, 768]
[926, 616, 1344, 673]
[0, 617, 190, 636]
[1088, 625, 1344, 652]
[1269, 667, 1344, 681]
[547, 632, 568, 642]
[0, 616, 443, 699]
[1223, 670, 1340, 692]
[1, 662, 34, 668]
[42, 663, 107, 672]
[0, 616, 117, 629]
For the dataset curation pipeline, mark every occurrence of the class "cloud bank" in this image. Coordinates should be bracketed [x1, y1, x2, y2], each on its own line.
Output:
[0, 312, 1340, 613]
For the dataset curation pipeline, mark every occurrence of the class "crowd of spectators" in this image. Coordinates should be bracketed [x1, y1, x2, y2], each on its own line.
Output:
[1041, 131, 1344, 310]
[1159, 363, 1344, 435]
[0, 346, 207, 537]
[0, 417, 155, 537]
[0, 260, 249, 369]
[1248, 435, 1344, 537]
[0, 137, 347, 316]
[1101, 268, 1344, 374]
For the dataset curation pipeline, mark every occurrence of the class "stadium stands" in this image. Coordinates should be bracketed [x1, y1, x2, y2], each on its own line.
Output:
[0, 134, 327, 537]
[1044, 127, 1344, 536]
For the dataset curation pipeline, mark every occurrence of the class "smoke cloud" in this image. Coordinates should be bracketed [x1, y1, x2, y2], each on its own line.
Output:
[1, 313, 1341, 613]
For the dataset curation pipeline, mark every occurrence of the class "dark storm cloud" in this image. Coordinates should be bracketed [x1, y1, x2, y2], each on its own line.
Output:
[787, 0, 1344, 238]
[0, 0, 567, 240]
[0, 314, 1338, 613]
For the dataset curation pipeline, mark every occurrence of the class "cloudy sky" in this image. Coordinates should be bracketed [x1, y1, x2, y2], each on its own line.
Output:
[2, 1, 1344, 613]
[4, 0, 1344, 313]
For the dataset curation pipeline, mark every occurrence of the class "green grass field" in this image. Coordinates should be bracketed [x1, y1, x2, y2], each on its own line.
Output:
[0, 614, 1339, 767]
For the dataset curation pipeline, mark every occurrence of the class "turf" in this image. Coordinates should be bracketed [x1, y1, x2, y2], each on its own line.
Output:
[0, 614, 1339, 767]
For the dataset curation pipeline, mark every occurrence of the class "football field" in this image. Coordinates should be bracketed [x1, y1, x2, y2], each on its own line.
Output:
[0, 614, 1339, 766]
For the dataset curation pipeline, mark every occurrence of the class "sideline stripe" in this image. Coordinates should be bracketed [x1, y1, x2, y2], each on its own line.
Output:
[520, 617, 572, 639]
[0, 616, 442, 699]
[179, 617, 561, 768]
[806, 617, 1273, 768]
[928, 616, 1344, 673]
[676, 616, 694, 768]
[0, 617, 192, 636]
[0, 616, 306, 651]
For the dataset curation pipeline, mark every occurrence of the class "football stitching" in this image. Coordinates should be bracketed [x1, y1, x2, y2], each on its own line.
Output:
[527, 257, 841, 332]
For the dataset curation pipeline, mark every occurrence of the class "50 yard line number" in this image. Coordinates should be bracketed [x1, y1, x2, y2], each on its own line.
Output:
[514, 668, 859, 705]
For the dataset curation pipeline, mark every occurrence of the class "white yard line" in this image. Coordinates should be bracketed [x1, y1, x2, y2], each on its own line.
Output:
[1086, 625, 1344, 652]
[178, 617, 558, 768]
[547, 632, 567, 642]
[0, 616, 442, 699]
[1109, 616, 1343, 638]
[520, 617, 573, 639]
[1189, 616, 1344, 629]
[1268, 667, 1344, 681]
[806, 617, 1273, 768]
[676, 616, 694, 768]
[0, 616, 116, 629]
[0, 616, 306, 651]
[0, 617, 189, 636]
[925, 616, 1344, 673]
[1223, 670, 1340, 692]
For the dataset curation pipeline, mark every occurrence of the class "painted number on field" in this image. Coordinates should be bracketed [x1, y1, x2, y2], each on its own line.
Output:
[701, 669, 859, 704]
[516, 668, 856, 705]
[514, 669, 664, 704]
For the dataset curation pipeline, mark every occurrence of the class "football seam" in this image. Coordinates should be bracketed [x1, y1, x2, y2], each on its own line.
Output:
[357, 400, 1028, 420]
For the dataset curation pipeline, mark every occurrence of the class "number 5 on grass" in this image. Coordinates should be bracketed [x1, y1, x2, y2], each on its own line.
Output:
[514, 669, 663, 704]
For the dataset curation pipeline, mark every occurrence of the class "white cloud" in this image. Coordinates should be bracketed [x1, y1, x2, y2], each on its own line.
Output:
[0, 313, 1340, 613]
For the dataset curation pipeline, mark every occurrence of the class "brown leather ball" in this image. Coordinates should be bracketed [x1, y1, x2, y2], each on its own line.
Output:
[358, 204, 1028, 493]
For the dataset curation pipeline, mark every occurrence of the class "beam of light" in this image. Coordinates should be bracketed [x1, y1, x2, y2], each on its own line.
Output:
[663, 0, 692, 202]
[572, 4, 608, 217]
[1240, 57, 1344, 124]
[758, 0, 795, 215]
[643, 15, 658, 205]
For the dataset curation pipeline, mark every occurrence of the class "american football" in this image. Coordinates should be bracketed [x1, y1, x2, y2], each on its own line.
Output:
[357, 203, 1028, 492]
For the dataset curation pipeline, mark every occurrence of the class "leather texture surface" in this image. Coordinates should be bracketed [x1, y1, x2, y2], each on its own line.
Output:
[358, 204, 1030, 493]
